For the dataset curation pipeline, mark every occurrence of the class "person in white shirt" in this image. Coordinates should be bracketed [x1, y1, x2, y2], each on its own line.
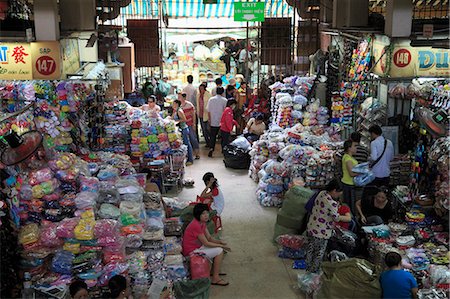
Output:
[244, 114, 266, 143]
[183, 75, 199, 140]
[369, 125, 394, 187]
[206, 87, 227, 157]
[141, 95, 161, 115]
[182, 75, 198, 111]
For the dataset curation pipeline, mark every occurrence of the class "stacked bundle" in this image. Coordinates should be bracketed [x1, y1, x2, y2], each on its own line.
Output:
[357, 97, 387, 146]
[269, 76, 314, 129]
[103, 101, 130, 153]
[128, 108, 183, 161]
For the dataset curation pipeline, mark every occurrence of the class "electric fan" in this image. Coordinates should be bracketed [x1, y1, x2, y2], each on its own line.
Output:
[0, 130, 43, 166]
[415, 107, 448, 138]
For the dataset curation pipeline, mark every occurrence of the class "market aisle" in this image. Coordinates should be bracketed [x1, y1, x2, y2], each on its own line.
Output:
[177, 148, 304, 299]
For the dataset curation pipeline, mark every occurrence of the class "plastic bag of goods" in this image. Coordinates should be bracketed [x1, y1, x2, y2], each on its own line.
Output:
[278, 247, 306, 259]
[276, 234, 307, 250]
[189, 253, 211, 279]
[297, 272, 322, 294]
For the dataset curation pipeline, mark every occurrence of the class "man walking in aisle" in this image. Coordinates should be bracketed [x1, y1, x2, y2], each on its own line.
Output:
[183, 75, 199, 140]
[179, 92, 200, 160]
[207, 87, 227, 157]
[369, 125, 394, 187]
[211, 78, 225, 97]
[196, 83, 212, 146]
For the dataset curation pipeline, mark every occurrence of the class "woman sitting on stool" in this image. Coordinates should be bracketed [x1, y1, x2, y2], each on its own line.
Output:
[244, 114, 266, 143]
[356, 187, 392, 226]
[182, 204, 231, 286]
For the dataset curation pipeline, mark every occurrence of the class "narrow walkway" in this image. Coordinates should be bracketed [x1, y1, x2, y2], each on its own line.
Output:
[177, 148, 304, 299]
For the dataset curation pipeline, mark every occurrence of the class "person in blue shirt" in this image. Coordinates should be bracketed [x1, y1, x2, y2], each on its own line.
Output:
[380, 252, 418, 299]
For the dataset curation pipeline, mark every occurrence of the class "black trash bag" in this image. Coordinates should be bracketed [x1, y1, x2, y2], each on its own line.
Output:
[223, 145, 251, 169]
[173, 278, 211, 299]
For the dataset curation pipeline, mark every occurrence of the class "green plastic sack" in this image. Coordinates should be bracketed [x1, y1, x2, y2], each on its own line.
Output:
[173, 278, 210, 299]
[273, 186, 313, 241]
[273, 223, 298, 242]
[280, 186, 314, 218]
[317, 258, 382, 299]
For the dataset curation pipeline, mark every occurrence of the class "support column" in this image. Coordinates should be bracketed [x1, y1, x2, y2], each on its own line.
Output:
[34, 0, 59, 41]
[385, 0, 413, 37]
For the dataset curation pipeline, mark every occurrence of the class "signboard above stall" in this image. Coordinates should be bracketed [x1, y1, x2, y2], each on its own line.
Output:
[0, 43, 33, 80]
[373, 36, 450, 78]
[234, 2, 265, 22]
[0, 41, 62, 80]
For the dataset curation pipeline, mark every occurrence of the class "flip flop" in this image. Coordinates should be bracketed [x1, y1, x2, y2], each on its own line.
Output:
[210, 273, 227, 276]
[211, 279, 229, 286]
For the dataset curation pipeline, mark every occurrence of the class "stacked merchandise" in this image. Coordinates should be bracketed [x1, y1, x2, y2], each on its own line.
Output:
[250, 119, 340, 207]
[9, 150, 189, 298]
[0, 81, 89, 152]
[429, 137, 450, 217]
[128, 107, 185, 165]
[0, 82, 188, 298]
[103, 101, 131, 154]
[269, 76, 314, 129]
[357, 97, 387, 147]
[365, 221, 449, 292]
[346, 37, 372, 82]
[390, 155, 411, 186]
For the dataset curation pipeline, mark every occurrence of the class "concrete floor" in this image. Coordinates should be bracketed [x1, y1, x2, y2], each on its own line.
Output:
[177, 147, 305, 299]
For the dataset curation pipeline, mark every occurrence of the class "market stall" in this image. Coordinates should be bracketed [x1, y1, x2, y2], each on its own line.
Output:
[0, 79, 194, 298]
[249, 76, 341, 207]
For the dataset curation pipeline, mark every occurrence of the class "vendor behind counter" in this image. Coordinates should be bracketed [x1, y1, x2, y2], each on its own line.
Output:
[356, 186, 393, 226]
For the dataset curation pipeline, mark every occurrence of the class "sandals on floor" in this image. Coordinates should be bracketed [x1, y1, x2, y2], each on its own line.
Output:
[211, 279, 229, 286]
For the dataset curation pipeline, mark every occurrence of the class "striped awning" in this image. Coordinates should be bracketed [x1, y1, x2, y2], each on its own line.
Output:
[112, 0, 293, 25]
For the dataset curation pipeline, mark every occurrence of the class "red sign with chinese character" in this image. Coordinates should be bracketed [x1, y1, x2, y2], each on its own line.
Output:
[0, 43, 32, 80]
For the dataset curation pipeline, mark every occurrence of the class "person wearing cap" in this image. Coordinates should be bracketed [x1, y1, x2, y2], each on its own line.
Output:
[141, 95, 161, 114]
[196, 83, 212, 146]
[179, 92, 200, 160]
[305, 179, 345, 273]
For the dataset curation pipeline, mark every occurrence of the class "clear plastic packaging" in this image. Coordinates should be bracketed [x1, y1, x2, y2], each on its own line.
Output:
[74, 218, 96, 240]
[297, 272, 322, 294]
[94, 219, 119, 238]
[29, 168, 54, 186]
[79, 176, 100, 193]
[40, 223, 63, 248]
[98, 203, 121, 219]
[276, 234, 307, 250]
[56, 217, 79, 238]
[75, 191, 98, 210]
[19, 223, 40, 245]
[98, 189, 120, 204]
[51, 251, 75, 275]
[278, 247, 306, 259]
[120, 201, 143, 217]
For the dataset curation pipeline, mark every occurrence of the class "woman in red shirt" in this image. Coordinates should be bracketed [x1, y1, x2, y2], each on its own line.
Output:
[220, 99, 239, 151]
[182, 204, 231, 286]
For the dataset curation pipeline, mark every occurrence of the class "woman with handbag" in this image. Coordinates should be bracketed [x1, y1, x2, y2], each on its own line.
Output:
[341, 140, 359, 215]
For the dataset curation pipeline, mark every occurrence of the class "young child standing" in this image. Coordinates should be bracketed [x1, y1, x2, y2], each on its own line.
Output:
[200, 172, 224, 216]
[380, 252, 418, 299]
